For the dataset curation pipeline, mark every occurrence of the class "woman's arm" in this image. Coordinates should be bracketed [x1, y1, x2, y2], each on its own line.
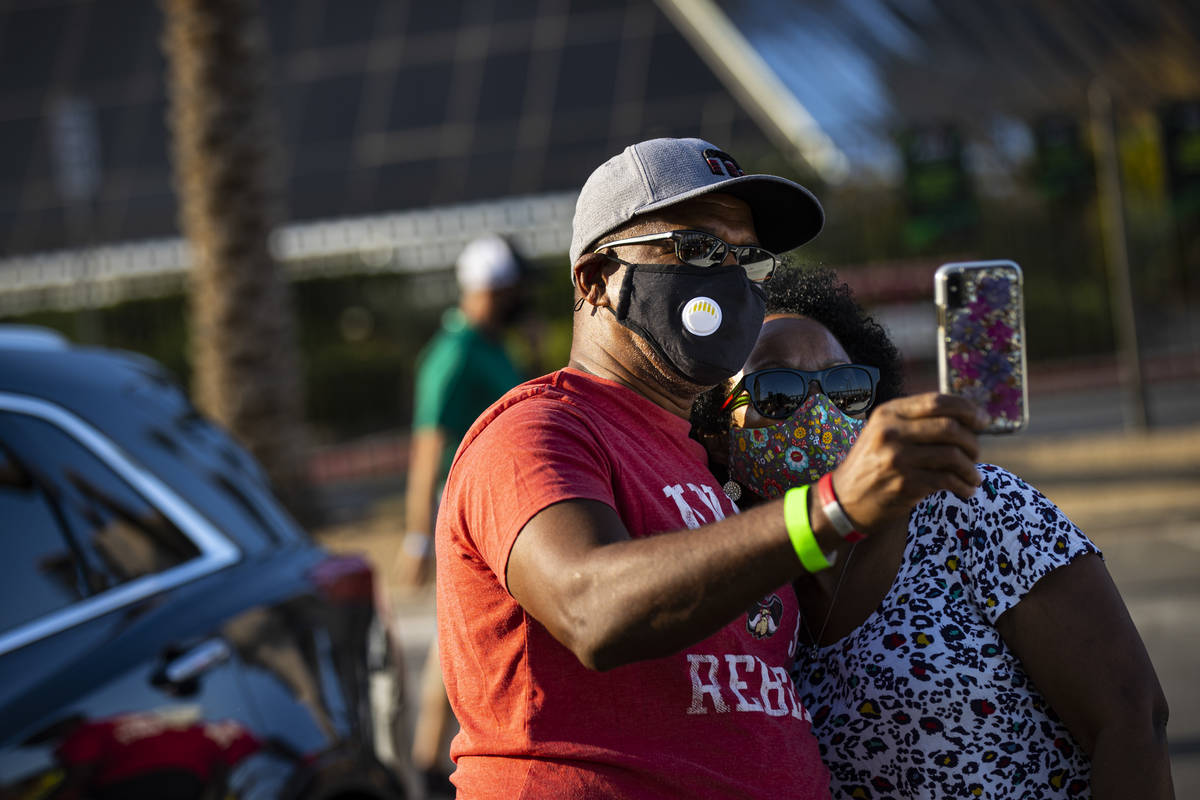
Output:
[995, 553, 1174, 799]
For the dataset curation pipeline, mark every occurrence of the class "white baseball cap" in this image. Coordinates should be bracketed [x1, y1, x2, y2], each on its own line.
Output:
[456, 235, 521, 292]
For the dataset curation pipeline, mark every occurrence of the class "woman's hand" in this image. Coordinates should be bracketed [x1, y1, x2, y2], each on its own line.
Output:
[832, 392, 987, 534]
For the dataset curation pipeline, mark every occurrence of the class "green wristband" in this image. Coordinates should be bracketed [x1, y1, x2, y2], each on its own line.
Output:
[783, 485, 832, 573]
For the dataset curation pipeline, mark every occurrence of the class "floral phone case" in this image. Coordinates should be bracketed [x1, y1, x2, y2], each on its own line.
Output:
[935, 260, 1028, 433]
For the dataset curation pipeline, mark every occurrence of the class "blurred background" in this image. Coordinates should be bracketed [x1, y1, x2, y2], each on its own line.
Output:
[1, 0, 1198, 482]
[0, 0, 1197, 791]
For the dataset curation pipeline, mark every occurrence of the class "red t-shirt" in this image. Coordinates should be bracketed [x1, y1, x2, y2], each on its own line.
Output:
[436, 368, 829, 799]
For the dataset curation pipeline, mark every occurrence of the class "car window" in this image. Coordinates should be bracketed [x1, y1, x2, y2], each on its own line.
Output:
[0, 411, 201, 600]
[0, 443, 88, 634]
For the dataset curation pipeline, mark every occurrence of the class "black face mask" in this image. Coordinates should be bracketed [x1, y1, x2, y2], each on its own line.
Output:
[608, 260, 766, 386]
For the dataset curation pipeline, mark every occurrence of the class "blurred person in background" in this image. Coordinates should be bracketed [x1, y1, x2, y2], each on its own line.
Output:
[690, 265, 1173, 799]
[399, 234, 529, 589]
[397, 233, 529, 795]
[434, 137, 989, 798]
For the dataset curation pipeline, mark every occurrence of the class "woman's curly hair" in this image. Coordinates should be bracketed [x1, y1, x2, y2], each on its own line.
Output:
[690, 264, 905, 440]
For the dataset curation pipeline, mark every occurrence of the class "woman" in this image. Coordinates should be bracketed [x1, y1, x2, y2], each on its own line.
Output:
[691, 266, 1173, 799]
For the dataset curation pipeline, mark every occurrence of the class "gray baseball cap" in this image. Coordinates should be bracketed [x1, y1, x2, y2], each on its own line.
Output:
[568, 137, 824, 265]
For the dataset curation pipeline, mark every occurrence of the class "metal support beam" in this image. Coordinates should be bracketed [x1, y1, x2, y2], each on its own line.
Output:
[654, 0, 849, 183]
[1089, 81, 1149, 430]
[0, 191, 578, 316]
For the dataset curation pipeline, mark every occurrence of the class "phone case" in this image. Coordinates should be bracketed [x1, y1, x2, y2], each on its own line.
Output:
[935, 260, 1029, 433]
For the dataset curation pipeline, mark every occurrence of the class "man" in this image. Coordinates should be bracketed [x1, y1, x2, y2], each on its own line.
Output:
[436, 138, 985, 797]
[400, 233, 528, 586]
[397, 234, 528, 793]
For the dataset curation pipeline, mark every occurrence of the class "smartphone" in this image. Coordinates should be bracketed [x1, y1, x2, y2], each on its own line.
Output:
[934, 260, 1029, 434]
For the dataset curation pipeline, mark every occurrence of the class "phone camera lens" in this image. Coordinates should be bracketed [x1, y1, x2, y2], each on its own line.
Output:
[946, 275, 963, 308]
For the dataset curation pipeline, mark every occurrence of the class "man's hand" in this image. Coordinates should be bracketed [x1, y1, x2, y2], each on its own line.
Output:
[393, 531, 435, 589]
[832, 392, 987, 534]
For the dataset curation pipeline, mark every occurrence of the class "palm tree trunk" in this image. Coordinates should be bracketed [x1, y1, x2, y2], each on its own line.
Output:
[160, 0, 311, 521]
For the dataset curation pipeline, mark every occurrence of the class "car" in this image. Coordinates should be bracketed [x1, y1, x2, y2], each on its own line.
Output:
[0, 325, 408, 800]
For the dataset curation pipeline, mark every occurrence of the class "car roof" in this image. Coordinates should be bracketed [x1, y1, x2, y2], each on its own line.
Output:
[0, 325, 306, 549]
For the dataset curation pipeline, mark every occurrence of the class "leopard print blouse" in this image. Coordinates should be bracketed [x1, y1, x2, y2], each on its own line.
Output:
[793, 464, 1097, 799]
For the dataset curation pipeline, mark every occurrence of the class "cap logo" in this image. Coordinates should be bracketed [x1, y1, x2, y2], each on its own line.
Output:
[681, 296, 723, 336]
[703, 148, 745, 178]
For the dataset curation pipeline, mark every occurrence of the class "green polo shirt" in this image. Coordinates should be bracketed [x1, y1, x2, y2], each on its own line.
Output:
[413, 308, 526, 476]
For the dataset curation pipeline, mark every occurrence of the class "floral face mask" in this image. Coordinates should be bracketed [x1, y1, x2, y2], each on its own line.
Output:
[727, 393, 864, 499]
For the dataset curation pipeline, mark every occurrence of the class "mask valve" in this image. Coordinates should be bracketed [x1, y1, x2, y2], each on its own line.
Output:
[681, 296, 722, 336]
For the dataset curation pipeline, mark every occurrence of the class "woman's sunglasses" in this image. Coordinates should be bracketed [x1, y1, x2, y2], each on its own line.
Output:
[721, 365, 881, 418]
[594, 229, 778, 282]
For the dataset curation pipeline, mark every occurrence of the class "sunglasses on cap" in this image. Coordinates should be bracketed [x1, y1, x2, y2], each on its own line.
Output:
[594, 229, 778, 282]
[721, 364, 881, 418]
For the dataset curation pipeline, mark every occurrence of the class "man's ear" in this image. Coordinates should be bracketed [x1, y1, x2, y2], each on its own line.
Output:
[572, 253, 619, 309]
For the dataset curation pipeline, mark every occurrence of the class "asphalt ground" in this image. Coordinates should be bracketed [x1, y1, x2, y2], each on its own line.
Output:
[315, 378, 1200, 796]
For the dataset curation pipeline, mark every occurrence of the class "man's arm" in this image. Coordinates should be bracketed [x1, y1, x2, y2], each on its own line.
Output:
[508, 496, 810, 670]
[995, 554, 1173, 799]
[508, 392, 985, 671]
[396, 427, 446, 588]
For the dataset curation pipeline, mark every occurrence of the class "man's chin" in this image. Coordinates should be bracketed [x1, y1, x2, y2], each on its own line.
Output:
[633, 336, 723, 396]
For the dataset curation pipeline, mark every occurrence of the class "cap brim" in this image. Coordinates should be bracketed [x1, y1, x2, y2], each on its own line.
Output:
[637, 173, 824, 254]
